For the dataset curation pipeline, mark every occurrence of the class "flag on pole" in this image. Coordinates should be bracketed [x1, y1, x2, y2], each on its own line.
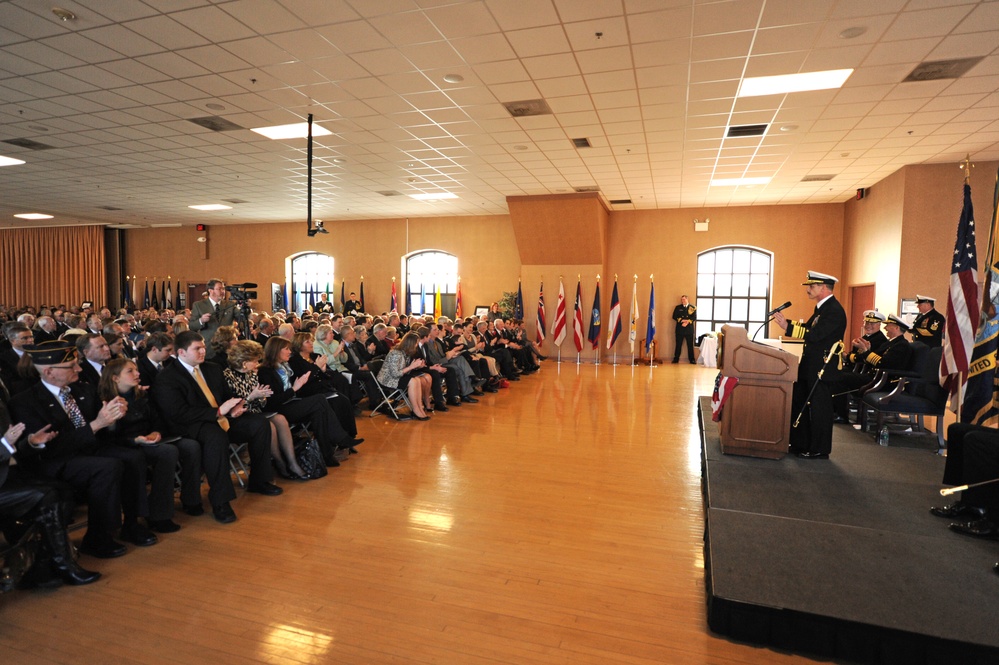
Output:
[606, 278, 622, 349]
[572, 279, 585, 352]
[514, 281, 524, 319]
[552, 279, 566, 347]
[455, 279, 462, 319]
[536, 281, 546, 344]
[151, 280, 159, 309]
[359, 280, 365, 313]
[133, 275, 140, 309]
[176, 280, 183, 309]
[645, 279, 656, 354]
[165, 280, 173, 310]
[420, 283, 426, 315]
[123, 275, 131, 308]
[143, 279, 150, 308]
[628, 278, 638, 353]
[940, 183, 981, 404]
[587, 277, 601, 349]
[391, 278, 398, 312]
[434, 285, 442, 319]
[340, 280, 346, 313]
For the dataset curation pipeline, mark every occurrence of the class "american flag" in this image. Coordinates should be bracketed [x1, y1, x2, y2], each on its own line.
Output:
[551, 279, 566, 346]
[536, 281, 546, 344]
[572, 279, 585, 352]
[711, 373, 739, 422]
[940, 183, 980, 402]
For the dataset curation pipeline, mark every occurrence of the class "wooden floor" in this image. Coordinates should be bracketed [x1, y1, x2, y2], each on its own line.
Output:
[1, 362, 822, 664]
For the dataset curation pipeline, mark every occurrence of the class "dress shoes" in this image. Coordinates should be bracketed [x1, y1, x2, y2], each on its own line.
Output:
[930, 502, 985, 520]
[949, 517, 999, 539]
[435, 403, 450, 413]
[461, 395, 479, 403]
[247, 481, 283, 496]
[120, 522, 158, 547]
[414, 414, 431, 421]
[183, 503, 205, 517]
[994, 562, 999, 577]
[79, 537, 128, 559]
[797, 451, 829, 459]
[471, 388, 485, 396]
[338, 437, 364, 449]
[483, 386, 498, 393]
[149, 519, 182, 533]
[212, 502, 238, 524]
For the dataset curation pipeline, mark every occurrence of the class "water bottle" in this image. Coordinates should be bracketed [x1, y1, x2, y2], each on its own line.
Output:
[878, 426, 889, 447]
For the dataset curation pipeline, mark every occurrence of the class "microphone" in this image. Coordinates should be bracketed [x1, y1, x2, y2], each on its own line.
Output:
[768, 301, 792, 317]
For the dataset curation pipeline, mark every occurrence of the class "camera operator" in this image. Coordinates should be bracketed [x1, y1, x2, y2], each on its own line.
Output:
[189, 279, 237, 359]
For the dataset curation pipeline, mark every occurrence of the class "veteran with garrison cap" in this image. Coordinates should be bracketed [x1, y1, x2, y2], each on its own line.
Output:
[772, 271, 847, 459]
[911, 295, 944, 347]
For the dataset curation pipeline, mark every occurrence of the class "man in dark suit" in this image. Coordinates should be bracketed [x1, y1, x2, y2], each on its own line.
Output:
[152, 331, 280, 524]
[8, 341, 152, 558]
[32, 316, 60, 344]
[773, 271, 848, 459]
[1, 323, 36, 396]
[189, 279, 236, 359]
[368, 323, 392, 358]
[137, 332, 174, 387]
[254, 317, 274, 346]
[75, 333, 110, 386]
[0, 401, 101, 587]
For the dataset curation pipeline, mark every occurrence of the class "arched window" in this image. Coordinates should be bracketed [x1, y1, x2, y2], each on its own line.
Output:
[695, 246, 772, 339]
[406, 251, 458, 316]
[290, 252, 334, 314]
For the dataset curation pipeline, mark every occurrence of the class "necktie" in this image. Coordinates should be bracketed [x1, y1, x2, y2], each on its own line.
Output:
[59, 387, 87, 428]
[214, 303, 221, 317]
[192, 367, 229, 431]
[155, 362, 162, 371]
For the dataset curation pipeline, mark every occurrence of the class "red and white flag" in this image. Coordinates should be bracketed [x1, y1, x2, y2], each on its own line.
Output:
[940, 183, 980, 404]
[536, 281, 546, 344]
[711, 373, 739, 422]
[551, 279, 567, 346]
[572, 279, 585, 352]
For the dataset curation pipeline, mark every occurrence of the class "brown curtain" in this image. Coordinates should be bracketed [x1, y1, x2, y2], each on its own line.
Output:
[0, 226, 106, 308]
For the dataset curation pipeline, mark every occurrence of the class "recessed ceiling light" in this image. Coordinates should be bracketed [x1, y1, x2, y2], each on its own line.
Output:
[188, 204, 233, 211]
[839, 27, 867, 39]
[27, 125, 48, 132]
[51, 7, 76, 21]
[14, 213, 53, 220]
[513, 145, 529, 151]
[251, 123, 332, 140]
[710, 177, 771, 187]
[409, 192, 458, 200]
[738, 69, 853, 97]
[443, 74, 464, 83]
[0, 156, 26, 167]
[206, 103, 226, 111]
[779, 124, 799, 132]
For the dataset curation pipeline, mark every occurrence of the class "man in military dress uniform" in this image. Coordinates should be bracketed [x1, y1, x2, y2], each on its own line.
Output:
[773, 271, 847, 459]
[671, 295, 696, 364]
[911, 294, 944, 347]
[844, 310, 889, 372]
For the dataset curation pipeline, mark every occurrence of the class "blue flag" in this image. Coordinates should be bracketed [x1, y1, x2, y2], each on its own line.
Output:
[143, 280, 150, 308]
[587, 280, 601, 349]
[514, 281, 524, 319]
[359, 281, 365, 313]
[645, 281, 656, 353]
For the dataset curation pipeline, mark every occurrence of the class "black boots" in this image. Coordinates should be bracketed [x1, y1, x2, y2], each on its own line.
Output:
[37, 506, 101, 586]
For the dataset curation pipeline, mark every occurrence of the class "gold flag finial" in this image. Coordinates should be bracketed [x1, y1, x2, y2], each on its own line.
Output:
[961, 153, 973, 182]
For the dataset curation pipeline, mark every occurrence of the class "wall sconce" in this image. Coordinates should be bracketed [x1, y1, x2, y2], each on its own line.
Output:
[694, 217, 709, 232]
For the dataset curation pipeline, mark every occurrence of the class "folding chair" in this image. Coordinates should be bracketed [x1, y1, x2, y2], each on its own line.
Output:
[365, 359, 414, 420]
[229, 442, 249, 488]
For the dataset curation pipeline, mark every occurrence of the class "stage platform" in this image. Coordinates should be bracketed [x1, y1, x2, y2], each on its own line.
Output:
[698, 397, 999, 664]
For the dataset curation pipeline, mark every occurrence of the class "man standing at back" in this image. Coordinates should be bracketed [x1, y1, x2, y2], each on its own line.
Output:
[189, 279, 235, 359]
[153, 331, 280, 523]
[773, 271, 847, 459]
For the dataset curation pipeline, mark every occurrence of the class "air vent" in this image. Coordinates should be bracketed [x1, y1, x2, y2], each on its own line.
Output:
[571, 137, 592, 148]
[801, 174, 836, 182]
[222, 198, 248, 204]
[2, 138, 55, 150]
[187, 116, 245, 132]
[376, 190, 403, 197]
[726, 124, 768, 138]
[97, 206, 124, 211]
[574, 186, 600, 193]
[609, 199, 632, 205]
[106, 223, 144, 229]
[903, 57, 984, 82]
[502, 99, 553, 118]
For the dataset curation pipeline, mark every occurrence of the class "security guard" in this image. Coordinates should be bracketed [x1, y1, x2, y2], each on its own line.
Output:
[911, 294, 944, 347]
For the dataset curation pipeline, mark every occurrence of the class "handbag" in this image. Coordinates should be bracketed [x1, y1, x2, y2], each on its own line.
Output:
[294, 437, 328, 480]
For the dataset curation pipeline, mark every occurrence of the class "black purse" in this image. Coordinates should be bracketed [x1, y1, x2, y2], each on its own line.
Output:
[294, 437, 328, 480]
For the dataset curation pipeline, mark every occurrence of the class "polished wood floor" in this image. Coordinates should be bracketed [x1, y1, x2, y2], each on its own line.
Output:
[1, 362, 822, 664]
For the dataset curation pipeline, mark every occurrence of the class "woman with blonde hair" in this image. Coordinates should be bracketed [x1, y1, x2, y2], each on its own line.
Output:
[224, 340, 308, 480]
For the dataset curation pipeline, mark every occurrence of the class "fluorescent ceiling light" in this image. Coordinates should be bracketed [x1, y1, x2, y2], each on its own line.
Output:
[738, 69, 853, 97]
[14, 213, 53, 220]
[250, 123, 332, 140]
[188, 204, 232, 211]
[710, 177, 772, 187]
[409, 192, 458, 200]
[0, 156, 26, 167]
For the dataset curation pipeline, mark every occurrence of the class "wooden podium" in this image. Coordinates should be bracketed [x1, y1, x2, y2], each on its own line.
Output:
[717, 325, 799, 459]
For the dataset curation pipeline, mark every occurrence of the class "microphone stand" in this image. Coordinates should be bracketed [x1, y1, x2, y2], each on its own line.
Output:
[792, 340, 844, 428]
[752, 316, 773, 341]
